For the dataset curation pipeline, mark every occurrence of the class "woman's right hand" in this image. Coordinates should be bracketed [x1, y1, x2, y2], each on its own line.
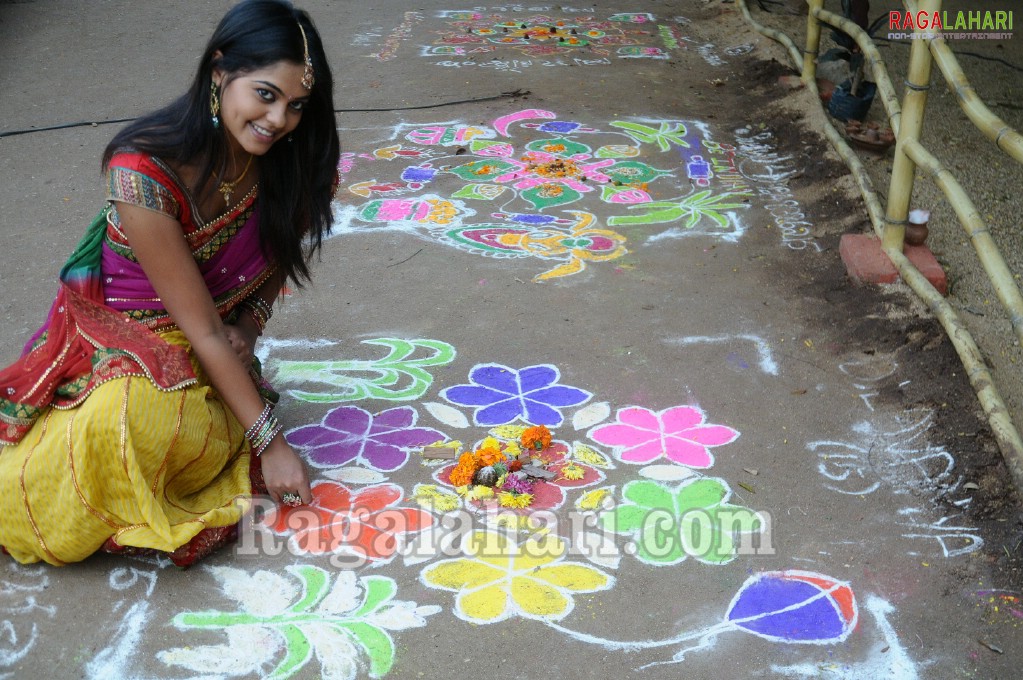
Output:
[258, 438, 312, 506]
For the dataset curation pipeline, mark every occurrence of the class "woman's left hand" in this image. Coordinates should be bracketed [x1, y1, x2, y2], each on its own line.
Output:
[224, 317, 259, 364]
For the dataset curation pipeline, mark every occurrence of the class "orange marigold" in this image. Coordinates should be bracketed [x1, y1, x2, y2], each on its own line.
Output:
[521, 425, 552, 451]
[449, 462, 477, 487]
[477, 448, 506, 468]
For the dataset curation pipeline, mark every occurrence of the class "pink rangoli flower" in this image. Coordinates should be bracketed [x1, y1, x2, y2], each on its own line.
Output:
[587, 405, 739, 468]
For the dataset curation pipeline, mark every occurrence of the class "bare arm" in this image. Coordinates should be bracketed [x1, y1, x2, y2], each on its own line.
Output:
[225, 270, 285, 364]
[116, 202, 310, 504]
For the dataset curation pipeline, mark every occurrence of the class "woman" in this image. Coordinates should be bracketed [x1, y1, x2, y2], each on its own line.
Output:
[0, 0, 340, 567]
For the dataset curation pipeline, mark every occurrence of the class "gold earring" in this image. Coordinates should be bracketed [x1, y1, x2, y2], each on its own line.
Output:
[210, 80, 221, 128]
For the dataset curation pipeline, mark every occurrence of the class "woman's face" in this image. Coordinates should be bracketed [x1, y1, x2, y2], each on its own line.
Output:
[214, 60, 309, 156]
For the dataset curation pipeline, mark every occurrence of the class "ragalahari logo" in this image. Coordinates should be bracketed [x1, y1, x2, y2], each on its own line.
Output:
[889, 9, 1014, 40]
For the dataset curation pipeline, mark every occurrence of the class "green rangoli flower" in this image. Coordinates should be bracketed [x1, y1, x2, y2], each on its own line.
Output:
[601, 477, 763, 566]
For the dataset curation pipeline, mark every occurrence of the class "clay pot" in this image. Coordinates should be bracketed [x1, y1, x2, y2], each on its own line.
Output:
[845, 120, 895, 152]
[905, 210, 930, 246]
[905, 222, 929, 246]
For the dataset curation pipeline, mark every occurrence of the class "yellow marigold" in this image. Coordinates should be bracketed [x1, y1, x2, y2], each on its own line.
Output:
[577, 488, 610, 511]
[521, 425, 552, 451]
[497, 492, 534, 509]
[412, 485, 462, 513]
[466, 485, 495, 502]
[561, 462, 585, 480]
[572, 443, 610, 468]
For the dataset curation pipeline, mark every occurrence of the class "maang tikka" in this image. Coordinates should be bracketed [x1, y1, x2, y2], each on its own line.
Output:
[297, 22, 315, 90]
[210, 80, 221, 128]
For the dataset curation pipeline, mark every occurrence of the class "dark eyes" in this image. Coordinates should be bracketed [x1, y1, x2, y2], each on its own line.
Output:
[255, 88, 305, 112]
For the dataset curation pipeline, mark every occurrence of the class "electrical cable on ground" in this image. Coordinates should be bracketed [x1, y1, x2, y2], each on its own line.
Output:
[0, 89, 530, 140]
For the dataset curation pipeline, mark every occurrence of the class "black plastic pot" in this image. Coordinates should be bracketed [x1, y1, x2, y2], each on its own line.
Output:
[828, 79, 877, 122]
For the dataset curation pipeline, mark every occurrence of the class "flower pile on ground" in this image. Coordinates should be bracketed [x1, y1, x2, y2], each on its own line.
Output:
[426, 425, 602, 512]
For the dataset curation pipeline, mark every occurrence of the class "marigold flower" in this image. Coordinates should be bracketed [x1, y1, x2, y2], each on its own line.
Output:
[449, 460, 477, 487]
[477, 449, 506, 467]
[466, 485, 495, 502]
[561, 462, 585, 480]
[498, 492, 534, 509]
[521, 425, 552, 451]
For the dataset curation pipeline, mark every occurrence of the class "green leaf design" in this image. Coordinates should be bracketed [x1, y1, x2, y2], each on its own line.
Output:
[603, 160, 671, 185]
[521, 182, 582, 210]
[451, 183, 507, 200]
[165, 569, 433, 679]
[266, 624, 315, 680]
[607, 191, 750, 228]
[352, 576, 399, 618]
[273, 338, 456, 403]
[289, 565, 332, 613]
[525, 137, 591, 157]
[609, 121, 690, 151]
[341, 622, 396, 678]
[448, 158, 518, 181]
[469, 140, 513, 155]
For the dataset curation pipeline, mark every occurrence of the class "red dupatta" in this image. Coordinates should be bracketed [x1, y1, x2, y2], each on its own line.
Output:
[0, 151, 272, 445]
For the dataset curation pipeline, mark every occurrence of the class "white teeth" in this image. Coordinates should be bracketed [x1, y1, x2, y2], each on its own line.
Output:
[251, 124, 273, 137]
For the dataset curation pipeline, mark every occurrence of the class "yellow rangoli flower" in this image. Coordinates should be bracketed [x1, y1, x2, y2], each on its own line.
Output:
[421, 531, 614, 624]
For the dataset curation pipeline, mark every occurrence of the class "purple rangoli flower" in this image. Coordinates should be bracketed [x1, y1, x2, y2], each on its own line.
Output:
[441, 363, 591, 427]
[287, 405, 444, 472]
[588, 405, 739, 468]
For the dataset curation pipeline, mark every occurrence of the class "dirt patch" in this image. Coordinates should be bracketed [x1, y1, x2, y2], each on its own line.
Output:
[710, 55, 1023, 589]
[790, 156, 1022, 592]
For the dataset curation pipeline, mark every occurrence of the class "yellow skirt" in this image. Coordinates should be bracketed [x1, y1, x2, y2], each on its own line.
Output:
[0, 332, 253, 565]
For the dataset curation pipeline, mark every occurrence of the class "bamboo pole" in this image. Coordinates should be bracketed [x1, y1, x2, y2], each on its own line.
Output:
[902, 137, 1023, 346]
[904, 0, 1023, 164]
[803, 0, 824, 84]
[734, 0, 803, 67]
[883, 0, 940, 251]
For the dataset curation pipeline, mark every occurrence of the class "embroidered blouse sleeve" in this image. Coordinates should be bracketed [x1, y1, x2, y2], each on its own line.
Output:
[106, 153, 181, 220]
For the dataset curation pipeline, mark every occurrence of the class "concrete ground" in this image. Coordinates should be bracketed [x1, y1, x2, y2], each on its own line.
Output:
[0, 1, 1020, 678]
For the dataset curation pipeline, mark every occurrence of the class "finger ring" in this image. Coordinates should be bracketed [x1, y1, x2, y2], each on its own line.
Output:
[281, 492, 303, 507]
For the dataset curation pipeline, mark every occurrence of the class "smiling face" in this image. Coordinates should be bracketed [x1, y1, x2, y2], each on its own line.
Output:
[214, 60, 309, 156]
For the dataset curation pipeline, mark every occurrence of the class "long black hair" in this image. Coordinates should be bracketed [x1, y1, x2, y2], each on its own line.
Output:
[104, 0, 340, 287]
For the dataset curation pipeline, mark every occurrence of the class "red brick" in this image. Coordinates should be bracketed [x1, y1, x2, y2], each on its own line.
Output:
[839, 233, 947, 295]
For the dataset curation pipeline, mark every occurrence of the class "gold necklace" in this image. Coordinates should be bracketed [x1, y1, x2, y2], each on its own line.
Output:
[217, 153, 253, 205]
